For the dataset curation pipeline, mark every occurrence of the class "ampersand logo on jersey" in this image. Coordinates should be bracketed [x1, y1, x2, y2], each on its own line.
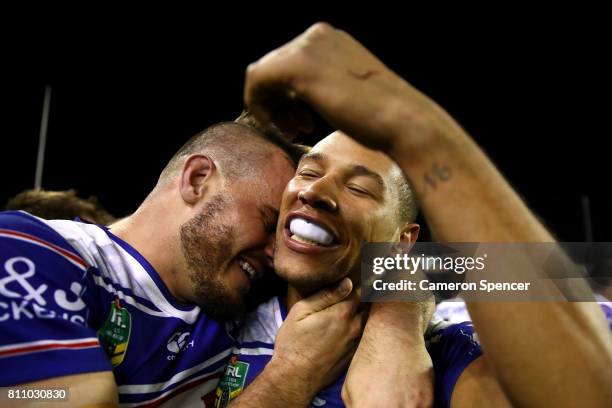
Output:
[0, 257, 48, 305]
[0, 256, 86, 324]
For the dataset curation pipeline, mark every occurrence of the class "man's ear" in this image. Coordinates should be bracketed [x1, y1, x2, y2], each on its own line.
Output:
[179, 154, 216, 205]
[393, 223, 420, 255]
[399, 223, 420, 244]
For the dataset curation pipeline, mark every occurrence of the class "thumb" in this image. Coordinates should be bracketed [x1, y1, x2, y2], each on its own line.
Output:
[294, 277, 353, 317]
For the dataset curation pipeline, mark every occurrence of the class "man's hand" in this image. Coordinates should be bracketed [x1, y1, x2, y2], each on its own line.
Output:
[232, 277, 365, 407]
[342, 302, 434, 408]
[272, 277, 364, 396]
[244, 22, 444, 154]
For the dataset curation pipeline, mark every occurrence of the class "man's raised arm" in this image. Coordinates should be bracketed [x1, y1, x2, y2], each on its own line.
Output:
[244, 22, 612, 407]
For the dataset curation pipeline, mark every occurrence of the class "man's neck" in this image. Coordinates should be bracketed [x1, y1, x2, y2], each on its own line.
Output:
[109, 205, 188, 303]
[285, 286, 304, 312]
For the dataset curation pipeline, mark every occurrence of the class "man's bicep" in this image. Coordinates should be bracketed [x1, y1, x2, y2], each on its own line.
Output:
[450, 356, 510, 408]
[4, 371, 118, 408]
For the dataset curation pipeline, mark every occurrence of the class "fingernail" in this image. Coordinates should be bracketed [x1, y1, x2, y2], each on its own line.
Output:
[338, 278, 352, 295]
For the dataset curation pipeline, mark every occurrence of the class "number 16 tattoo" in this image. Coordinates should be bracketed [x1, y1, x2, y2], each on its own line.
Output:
[423, 162, 453, 192]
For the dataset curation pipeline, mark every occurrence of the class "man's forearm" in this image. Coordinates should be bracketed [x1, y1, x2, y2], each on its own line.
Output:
[230, 360, 314, 407]
[342, 301, 435, 408]
[387, 104, 612, 406]
[354, 300, 433, 376]
[366, 300, 434, 339]
[387, 104, 550, 243]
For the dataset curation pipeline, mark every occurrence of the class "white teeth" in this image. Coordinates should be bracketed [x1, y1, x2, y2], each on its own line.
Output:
[239, 260, 256, 280]
[289, 218, 334, 246]
[291, 234, 320, 245]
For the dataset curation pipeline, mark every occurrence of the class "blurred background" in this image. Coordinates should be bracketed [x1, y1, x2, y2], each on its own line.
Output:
[1, 9, 609, 241]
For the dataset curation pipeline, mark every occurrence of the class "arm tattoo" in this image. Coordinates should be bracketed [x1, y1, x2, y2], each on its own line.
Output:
[423, 162, 453, 192]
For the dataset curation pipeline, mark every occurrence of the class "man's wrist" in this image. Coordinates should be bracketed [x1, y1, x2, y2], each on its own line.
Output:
[366, 302, 431, 344]
[263, 357, 317, 405]
[386, 89, 467, 168]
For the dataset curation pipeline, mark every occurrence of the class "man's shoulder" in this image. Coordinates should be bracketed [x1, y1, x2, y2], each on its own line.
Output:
[0, 211, 91, 275]
[0, 210, 53, 231]
[0, 212, 114, 385]
[0, 211, 81, 252]
[0, 211, 118, 271]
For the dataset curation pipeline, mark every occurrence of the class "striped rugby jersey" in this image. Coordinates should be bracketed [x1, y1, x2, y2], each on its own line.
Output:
[0, 210, 235, 407]
[214, 296, 483, 408]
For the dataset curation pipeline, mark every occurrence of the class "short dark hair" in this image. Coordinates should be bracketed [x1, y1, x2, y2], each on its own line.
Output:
[160, 112, 307, 182]
[5, 189, 115, 225]
[390, 166, 418, 224]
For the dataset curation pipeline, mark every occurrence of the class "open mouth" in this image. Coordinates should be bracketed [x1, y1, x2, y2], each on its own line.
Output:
[284, 214, 340, 252]
[238, 258, 258, 281]
[289, 218, 337, 246]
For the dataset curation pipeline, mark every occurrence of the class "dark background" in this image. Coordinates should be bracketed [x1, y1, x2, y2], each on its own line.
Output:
[1, 10, 609, 241]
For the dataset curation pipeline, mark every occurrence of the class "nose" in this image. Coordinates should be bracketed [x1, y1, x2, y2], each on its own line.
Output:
[297, 177, 338, 212]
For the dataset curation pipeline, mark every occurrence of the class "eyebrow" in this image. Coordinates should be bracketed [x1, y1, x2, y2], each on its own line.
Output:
[259, 204, 279, 233]
[351, 164, 385, 190]
[300, 151, 326, 163]
[301, 151, 385, 190]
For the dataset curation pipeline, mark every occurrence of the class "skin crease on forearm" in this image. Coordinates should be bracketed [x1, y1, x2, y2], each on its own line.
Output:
[388, 105, 612, 407]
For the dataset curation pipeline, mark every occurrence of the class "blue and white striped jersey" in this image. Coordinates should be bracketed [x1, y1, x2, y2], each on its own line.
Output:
[214, 296, 482, 408]
[0, 211, 235, 407]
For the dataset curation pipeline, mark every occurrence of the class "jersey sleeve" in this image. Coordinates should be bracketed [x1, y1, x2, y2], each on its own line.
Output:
[0, 211, 112, 385]
[426, 320, 483, 408]
[597, 301, 612, 330]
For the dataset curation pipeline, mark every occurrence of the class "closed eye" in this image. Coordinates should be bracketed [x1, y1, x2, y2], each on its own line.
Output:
[298, 170, 321, 178]
[347, 184, 371, 196]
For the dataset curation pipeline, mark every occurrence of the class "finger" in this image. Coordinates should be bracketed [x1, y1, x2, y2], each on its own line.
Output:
[245, 85, 313, 138]
[244, 36, 317, 131]
[327, 287, 361, 317]
[263, 93, 313, 138]
[286, 98, 315, 134]
[293, 277, 353, 317]
[244, 50, 293, 123]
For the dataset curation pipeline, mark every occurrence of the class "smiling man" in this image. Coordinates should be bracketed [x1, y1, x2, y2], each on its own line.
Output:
[243, 22, 612, 407]
[215, 132, 509, 408]
[0, 121, 365, 407]
[275, 136, 414, 294]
